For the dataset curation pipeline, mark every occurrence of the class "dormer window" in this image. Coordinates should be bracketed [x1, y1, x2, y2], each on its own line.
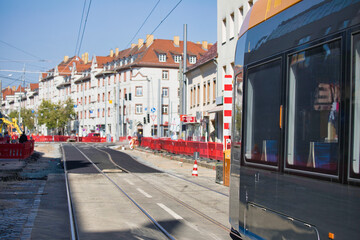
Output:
[189, 56, 197, 64]
[174, 55, 182, 63]
[159, 54, 167, 62]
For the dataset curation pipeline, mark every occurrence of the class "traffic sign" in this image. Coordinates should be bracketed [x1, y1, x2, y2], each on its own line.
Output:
[151, 115, 156, 121]
[151, 107, 156, 113]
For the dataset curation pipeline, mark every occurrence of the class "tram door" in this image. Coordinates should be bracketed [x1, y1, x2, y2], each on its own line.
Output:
[243, 59, 283, 167]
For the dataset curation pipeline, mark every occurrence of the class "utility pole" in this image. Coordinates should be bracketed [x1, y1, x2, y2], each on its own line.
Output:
[19, 64, 26, 128]
[157, 78, 161, 138]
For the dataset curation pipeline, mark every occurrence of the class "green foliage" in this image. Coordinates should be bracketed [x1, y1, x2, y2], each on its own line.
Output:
[8, 111, 18, 120]
[37, 98, 76, 133]
[20, 108, 35, 130]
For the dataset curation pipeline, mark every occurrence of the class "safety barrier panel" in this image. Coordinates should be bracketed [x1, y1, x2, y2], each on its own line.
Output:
[0, 140, 35, 159]
[140, 137, 226, 161]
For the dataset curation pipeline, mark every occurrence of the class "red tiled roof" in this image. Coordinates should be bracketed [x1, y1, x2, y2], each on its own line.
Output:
[29, 83, 39, 91]
[187, 42, 217, 72]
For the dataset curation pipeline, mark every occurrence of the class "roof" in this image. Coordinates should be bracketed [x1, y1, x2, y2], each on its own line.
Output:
[29, 83, 39, 91]
[186, 42, 217, 72]
[240, 0, 302, 37]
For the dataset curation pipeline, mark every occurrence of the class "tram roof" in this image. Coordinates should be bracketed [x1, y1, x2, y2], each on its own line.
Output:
[240, 0, 302, 38]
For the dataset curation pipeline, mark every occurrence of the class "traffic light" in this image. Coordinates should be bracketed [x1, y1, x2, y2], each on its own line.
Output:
[143, 117, 146, 124]
[147, 113, 150, 123]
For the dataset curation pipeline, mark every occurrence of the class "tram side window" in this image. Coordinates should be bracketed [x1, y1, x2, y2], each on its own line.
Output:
[351, 34, 360, 178]
[286, 40, 341, 175]
[244, 60, 281, 166]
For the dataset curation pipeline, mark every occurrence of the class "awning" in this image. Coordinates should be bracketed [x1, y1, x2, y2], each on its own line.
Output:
[207, 105, 223, 113]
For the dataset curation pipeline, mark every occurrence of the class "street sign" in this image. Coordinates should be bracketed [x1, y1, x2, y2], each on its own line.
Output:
[151, 107, 156, 113]
[151, 115, 156, 121]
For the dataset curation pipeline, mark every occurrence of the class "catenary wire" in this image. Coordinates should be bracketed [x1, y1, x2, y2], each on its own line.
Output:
[74, 0, 88, 57]
[125, 0, 161, 49]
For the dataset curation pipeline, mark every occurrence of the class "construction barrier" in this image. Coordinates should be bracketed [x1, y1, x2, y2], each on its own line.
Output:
[0, 140, 35, 159]
[30, 135, 118, 143]
[140, 137, 229, 161]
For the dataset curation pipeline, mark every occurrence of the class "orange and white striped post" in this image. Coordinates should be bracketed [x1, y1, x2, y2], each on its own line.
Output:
[223, 75, 233, 150]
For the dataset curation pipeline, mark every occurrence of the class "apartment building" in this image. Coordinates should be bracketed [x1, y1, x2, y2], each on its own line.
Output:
[88, 35, 209, 139]
[186, 43, 219, 142]
[33, 35, 208, 139]
[217, 0, 256, 143]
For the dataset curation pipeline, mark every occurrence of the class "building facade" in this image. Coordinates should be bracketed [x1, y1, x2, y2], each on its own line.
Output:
[217, 0, 256, 143]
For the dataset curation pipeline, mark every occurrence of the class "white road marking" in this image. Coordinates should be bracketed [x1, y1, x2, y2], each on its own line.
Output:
[124, 179, 134, 185]
[157, 203, 183, 220]
[137, 188, 152, 198]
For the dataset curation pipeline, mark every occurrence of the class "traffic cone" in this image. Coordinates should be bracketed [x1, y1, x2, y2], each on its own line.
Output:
[192, 159, 198, 176]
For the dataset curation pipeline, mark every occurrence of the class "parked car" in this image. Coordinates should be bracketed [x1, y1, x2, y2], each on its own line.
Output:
[87, 133, 100, 137]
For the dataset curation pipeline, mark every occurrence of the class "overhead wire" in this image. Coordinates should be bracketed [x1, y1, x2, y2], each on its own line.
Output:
[0, 39, 47, 61]
[125, 0, 161, 49]
[74, 0, 88, 56]
[76, 0, 92, 57]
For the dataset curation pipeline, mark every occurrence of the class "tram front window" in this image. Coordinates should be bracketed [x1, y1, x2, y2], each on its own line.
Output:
[286, 40, 341, 174]
[244, 60, 281, 166]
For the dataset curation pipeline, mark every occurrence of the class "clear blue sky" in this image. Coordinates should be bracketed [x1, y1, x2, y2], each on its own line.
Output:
[0, 0, 217, 88]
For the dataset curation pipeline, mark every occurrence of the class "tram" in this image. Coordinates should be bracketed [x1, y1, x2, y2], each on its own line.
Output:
[229, 0, 360, 239]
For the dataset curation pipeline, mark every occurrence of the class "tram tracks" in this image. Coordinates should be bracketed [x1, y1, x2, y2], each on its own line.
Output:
[64, 143, 234, 239]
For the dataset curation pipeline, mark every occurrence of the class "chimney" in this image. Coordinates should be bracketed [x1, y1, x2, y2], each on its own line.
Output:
[202, 41, 208, 50]
[115, 48, 119, 57]
[110, 49, 114, 57]
[196, 41, 200, 44]
[146, 34, 154, 47]
[84, 52, 89, 64]
[64, 55, 69, 63]
[12, 86, 16, 91]
[174, 36, 180, 47]
[138, 38, 144, 49]
[81, 54, 85, 61]
[131, 43, 136, 48]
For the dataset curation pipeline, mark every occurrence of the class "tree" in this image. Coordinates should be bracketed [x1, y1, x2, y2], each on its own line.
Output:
[37, 98, 76, 135]
[20, 108, 35, 131]
[55, 98, 76, 135]
[38, 100, 57, 132]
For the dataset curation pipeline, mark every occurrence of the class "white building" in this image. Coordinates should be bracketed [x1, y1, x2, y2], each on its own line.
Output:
[186, 43, 219, 142]
[217, 0, 256, 141]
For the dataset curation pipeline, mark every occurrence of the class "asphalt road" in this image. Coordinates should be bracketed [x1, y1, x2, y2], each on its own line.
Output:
[63, 143, 231, 240]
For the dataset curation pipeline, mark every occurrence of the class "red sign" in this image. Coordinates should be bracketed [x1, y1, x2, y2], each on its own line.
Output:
[180, 115, 196, 123]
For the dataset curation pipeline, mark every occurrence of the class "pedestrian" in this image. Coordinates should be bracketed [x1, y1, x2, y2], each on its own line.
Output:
[4, 131, 10, 143]
[19, 133, 28, 143]
[137, 131, 143, 147]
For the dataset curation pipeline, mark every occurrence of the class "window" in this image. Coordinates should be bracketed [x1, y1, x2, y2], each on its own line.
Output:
[162, 70, 169, 80]
[85, 96, 87, 105]
[102, 108, 105, 117]
[207, 81, 210, 104]
[102, 93, 105, 102]
[89, 96, 91, 103]
[77, 85, 79, 92]
[162, 105, 168, 114]
[103, 78, 105, 86]
[286, 40, 341, 175]
[136, 104, 143, 114]
[230, 12, 235, 40]
[190, 88, 193, 108]
[197, 85, 200, 106]
[124, 72, 127, 82]
[108, 91, 111, 101]
[189, 56, 197, 64]
[135, 86, 143, 97]
[98, 94, 100, 102]
[351, 34, 360, 179]
[98, 79, 100, 87]
[159, 54, 167, 62]
[97, 109, 100, 118]
[162, 87, 169, 97]
[213, 78, 216, 103]
[85, 82, 87, 90]
[174, 55, 182, 63]
[203, 83, 206, 105]
[244, 60, 281, 166]
[108, 107, 110, 117]
[222, 18, 227, 44]
[81, 83, 83, 91]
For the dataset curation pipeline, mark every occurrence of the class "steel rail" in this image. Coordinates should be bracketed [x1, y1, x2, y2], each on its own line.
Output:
[61, 143, 79, 240]
[71, 143, 176, 240]
[91, 145, 241, 238]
